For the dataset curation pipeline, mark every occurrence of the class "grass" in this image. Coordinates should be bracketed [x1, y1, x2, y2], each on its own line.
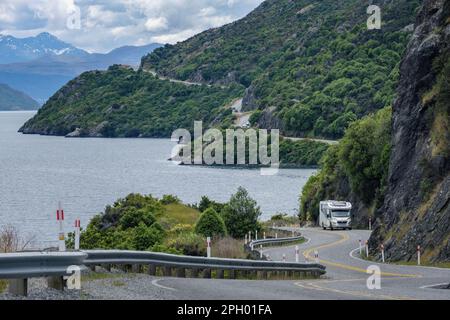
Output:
[212, 237, 247, 259]
[0, 280, 7, 293]
[157, 203, 200, 228]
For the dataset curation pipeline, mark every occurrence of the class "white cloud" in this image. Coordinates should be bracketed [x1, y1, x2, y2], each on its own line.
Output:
[0, 0, 264, 52]
[145, 17, 168, 32]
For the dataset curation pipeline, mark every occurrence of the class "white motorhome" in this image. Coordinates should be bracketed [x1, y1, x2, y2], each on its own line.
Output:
[319, 200, 352, 230]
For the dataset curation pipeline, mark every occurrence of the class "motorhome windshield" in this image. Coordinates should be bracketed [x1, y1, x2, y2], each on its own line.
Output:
[331, 210, 350, 217]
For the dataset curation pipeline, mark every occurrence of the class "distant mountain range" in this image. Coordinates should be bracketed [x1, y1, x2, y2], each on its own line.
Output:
[0, 32, 162, 104]
[0, 83, 39, 110]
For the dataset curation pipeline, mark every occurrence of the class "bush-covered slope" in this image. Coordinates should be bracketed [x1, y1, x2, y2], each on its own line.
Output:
[143, 0, 420, 138]
[20, 65, 243, 137]
[299, 107, 391, 226]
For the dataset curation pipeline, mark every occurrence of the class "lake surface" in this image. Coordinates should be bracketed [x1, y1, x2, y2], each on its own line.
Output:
[0, 112, 316, 247]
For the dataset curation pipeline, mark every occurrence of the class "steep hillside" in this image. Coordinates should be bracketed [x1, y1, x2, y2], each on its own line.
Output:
[301, 0, 449, 263]
[19, 65, 243, 137]
[20, 0, 419, 140]
[369, 0, 449, 263]
[0, 83, 39, 110]
[143, 0, 420, 138]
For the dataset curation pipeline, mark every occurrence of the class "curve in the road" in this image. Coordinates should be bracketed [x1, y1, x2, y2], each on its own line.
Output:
[301, 230, 419, 278]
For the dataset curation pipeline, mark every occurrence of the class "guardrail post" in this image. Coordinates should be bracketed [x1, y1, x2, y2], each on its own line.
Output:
[47, 276, 65, 291]
[191, 268, 199, 278]
[102, 264, 112, 272]
[8, 279, 28, 296]
[148, 264, 156, 276]
[203, 268, 211, 279]
[176, 268, 186, 278]
[131, 264, 141, 273]
[217, 269, 224, 279]
[163, 266, 172, 277]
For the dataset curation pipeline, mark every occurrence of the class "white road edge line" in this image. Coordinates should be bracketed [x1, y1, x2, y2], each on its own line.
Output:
[419, 282, 449, 289]
[349, 247, 450, 271]
[151, 278, 178, 291]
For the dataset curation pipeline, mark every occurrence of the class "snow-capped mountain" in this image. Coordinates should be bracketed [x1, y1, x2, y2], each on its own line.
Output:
[0, 32, 162, 104]
[0, 32, 89, 64]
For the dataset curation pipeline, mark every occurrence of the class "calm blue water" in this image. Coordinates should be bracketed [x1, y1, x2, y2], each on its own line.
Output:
[0, 111, 316, 247]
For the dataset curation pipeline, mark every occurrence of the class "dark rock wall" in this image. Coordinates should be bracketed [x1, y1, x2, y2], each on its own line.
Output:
[369, 0, 450, 263]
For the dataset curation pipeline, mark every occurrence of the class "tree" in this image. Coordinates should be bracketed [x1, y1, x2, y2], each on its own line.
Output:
[195, 208, 227, 237]
[222, 187, 261, 238]
[198, 196, 226, 213]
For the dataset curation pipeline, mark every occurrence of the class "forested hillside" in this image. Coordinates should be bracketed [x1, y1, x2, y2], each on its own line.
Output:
[19, 65, 243, 137]
[143, 0, 420, 138]
[21, 0, 420, 141]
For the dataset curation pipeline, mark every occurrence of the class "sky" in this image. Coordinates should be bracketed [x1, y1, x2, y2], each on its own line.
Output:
[0, 0, 264, 53]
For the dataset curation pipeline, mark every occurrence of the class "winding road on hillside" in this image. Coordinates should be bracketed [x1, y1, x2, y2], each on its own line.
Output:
[81, 228, 449, 300]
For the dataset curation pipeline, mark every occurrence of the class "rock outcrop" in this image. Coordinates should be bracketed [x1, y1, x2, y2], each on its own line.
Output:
[369, 0, 449, 263]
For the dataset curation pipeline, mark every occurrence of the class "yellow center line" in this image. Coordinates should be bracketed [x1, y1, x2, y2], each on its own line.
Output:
[302, 230, 419, 278]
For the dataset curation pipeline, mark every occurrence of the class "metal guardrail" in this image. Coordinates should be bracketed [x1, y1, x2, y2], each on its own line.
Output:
[249, 235, 304, 248]
[0, 251, 87, 296]
[83, 250, 325, 274]
[0, 237, 325, 296]
[0, 251, 87, 279]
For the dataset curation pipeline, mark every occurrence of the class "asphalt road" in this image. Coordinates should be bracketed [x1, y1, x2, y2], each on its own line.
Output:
[81, 228, 449, 300]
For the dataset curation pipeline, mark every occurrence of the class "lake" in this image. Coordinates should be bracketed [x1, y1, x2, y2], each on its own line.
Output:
[0, 111, 316, 247]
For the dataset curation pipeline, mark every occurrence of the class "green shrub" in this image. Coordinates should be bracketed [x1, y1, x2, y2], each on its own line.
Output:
[160, 195, 181, 205]
[167, 233, 207, 256]
[195, 208, 227, 237]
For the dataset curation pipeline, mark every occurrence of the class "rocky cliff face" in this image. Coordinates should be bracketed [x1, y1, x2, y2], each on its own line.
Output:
[369, 0, 450, 263]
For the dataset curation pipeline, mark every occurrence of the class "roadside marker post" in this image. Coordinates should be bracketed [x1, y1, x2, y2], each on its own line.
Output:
[295, 246, 299, 263]
[359, 239, 362, 256]
[207, 237, 211, 258]
[417, 245, 421, 266]
[255, 230, 258, 240]
[381, 244, 385, 263]
[260, 245, 263, 258]
[365, 240, 369, 258]
[369, 217, 372, 230]
[275, 233, 278, 239]
[74, 218, 81, 250]
[314, 250, 319, 263]
[244, 234, 248, 245]
[56, 202, 66, 252]
[263, 232, 266, 239]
